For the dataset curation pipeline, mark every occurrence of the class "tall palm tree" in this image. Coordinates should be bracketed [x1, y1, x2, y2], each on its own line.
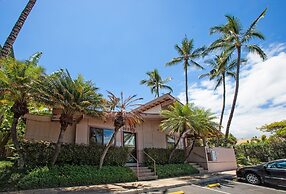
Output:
[199, 51, 235, 130]
[99, 91, 143, 169]
[33, 69, 103, 165]
[140, 69, 173, 98]
[0, 0, 37, 58]
[0, 53, 44, 168]
[166, 37, 205, 104]
[209, 9, 267, 139]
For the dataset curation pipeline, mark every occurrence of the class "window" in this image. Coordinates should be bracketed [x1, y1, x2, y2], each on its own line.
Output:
[267, 161, 286, 169]
[166, 135, 175, 149]
[90, 127, 113, 145]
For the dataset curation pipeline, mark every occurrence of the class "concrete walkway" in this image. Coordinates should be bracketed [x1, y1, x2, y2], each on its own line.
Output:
[3, 171, 236, 194]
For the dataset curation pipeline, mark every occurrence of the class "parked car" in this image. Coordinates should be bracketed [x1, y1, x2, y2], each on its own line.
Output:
[236, 159, 286, 187]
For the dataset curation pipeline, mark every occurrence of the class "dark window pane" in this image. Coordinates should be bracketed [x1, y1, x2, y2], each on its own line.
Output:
[167, 135, 175, 149]
[90, 128, 103, 145]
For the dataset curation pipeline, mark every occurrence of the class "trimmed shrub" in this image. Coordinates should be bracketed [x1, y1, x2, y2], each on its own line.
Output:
[21, 141, 129, 167]
[5, 165, 135, 190]
[144, 148, 185, 165]
[151, 164, 199, 178]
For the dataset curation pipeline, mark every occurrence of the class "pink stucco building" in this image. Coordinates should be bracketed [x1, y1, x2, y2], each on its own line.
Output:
[24, 94, 237, 174]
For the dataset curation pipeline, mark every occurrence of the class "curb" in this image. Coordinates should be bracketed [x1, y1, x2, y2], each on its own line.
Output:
[115, 174, 236, 194]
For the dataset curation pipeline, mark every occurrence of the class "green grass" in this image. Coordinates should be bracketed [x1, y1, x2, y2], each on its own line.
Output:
[152, 163, 199, 178]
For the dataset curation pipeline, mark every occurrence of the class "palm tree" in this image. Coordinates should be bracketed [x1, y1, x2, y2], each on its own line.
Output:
[166, 37, 205, 104]
[184, 107, 220, 162]
[160, 102, 197, 162]
[0, 0, 37, 58]
[33, 69, 103, 165]
[0, 53, 44, 168]
[99, 91, 143, 169]
[140, 69, 173, 98]
[199, 51, 235, 130]
[209, 9, 267, 139]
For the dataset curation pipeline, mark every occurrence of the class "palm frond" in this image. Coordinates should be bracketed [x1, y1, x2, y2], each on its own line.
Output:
[247, 44, 267, 61]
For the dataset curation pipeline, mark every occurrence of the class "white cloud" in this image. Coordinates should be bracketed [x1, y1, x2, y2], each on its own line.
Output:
[177, 43, 286, 138]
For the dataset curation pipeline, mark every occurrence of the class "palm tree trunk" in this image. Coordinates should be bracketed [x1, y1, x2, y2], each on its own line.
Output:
[0, 0, 37, 58]
[0, 132, 11, 158]
[51, 124, 68, 166]
[168, 132, 184, 163]
[10, 116, 24, 168]
[184, 62, 189, 104]
[225, 46, 241, 139]
[99, 127, 120, 169]
[184, 137, 196, 163]
[156, 84, 160, 98]
[219, 73, 226, 131]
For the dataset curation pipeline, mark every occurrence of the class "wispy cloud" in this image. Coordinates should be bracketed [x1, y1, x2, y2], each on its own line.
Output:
[178, 43, 286, 138]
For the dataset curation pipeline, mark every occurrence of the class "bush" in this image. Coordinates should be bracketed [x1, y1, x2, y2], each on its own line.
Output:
[144, 148, 185, 165]
[152, 164, 199, 178]
[235, 140, 286, 165]
[21, 141, 129, 167]
[17, 165, 136, 190]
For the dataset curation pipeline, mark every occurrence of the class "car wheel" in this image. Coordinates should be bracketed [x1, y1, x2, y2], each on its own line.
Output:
[245, 173, 261, 185]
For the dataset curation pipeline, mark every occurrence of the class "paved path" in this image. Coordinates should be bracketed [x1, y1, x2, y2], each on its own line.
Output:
[2, 171, 235, 194]
[167, 180, 286, 194]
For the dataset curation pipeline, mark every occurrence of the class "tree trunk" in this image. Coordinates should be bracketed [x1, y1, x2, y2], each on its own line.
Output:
[168, 132, 184, 163]
[219, 73, 226, 131]
[51, 124, 68, 166]
[156, 84, 160, 98]
[99, 127, 120, 169]
[225, 46, 241, 139]
[0, 0, 37, 58]
[0, 132, 11, 158]
[184, 62, 189, 104]
[10, 116, 24, 168]
[184, 138, 196, 163]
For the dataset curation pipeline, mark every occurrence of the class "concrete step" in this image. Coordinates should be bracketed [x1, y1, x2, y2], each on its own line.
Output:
[129, 166, 150, 170]
[135, 172, 156, 177]
[138, 175, 158, 181]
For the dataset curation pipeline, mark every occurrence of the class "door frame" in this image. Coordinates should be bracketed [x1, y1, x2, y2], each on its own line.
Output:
[123, 131, 138, 162]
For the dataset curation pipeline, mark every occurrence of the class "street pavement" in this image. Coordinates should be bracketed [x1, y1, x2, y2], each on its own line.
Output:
[166, 180, 286, 194]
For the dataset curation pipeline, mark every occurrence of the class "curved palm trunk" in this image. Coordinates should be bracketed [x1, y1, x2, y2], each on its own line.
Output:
[219, 73, 226, 131]
[225, 46, 241, 139]
[184, 137, 196, 163]
[168, 132, 184, 163]
[10, 116, 24, 168]
[99, 127, 120, 169]
[0, 0, 37, 58]
[51, 124, 68, 166]
[184, 62, 189, 104]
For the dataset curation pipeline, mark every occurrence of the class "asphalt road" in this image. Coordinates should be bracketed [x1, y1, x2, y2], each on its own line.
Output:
[165, 180, 286, 194]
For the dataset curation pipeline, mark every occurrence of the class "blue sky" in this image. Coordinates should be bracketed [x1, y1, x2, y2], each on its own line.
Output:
[1, 0, 286, 138]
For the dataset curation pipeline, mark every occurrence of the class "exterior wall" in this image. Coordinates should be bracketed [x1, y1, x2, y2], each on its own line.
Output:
[188, 146, 237, 172]
[24, 114, 75, 143]
[206, 147, 237, 172]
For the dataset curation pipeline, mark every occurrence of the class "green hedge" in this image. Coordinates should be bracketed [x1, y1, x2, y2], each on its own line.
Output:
[17, 165, 136, 190]
[21, 141, 129, 167]
[144, 148, 185, 165]
[152, 164, 199, 178]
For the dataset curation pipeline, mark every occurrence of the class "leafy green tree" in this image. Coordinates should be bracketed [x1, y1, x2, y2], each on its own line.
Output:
[209, 9, 267, 139]
[259, 120, 286, 140]
[140, 69, 173, 98]
[33, 69, 103, 165]
[0, 0, 37, 58]
[200, 51, 235, 130]
[166, 37, 205, 104]
[0, 53, 44, 168]
[99, 92, 143, 169]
